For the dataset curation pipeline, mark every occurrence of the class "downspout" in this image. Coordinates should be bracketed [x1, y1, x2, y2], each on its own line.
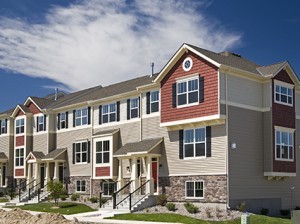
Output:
[140, 92, 143, 141]
[89, 101, 93, 198]
[225, 70, 230, 209]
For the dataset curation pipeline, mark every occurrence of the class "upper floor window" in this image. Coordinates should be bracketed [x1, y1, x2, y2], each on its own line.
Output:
[185, 181, 204, 198]
[274, 83, 293, 106]
[73, 141, 90, 164]
[58, 112, 68, 129]
[16, 118, 25, 134]
[102, 103, 116, 123]
[37, 115, 46, 132]
[275, 129, 294, 161]
[127, 98, 139, 119]
[15, 148, 24, 167]
[73, 107, 90, 127]
[177, 78, 199, 106]
[147, 91, 159, 114]
[0, 119, 7, 135]
[95, 140, 110, 164]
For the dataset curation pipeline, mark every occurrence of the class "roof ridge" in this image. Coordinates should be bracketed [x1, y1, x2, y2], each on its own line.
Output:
[257, 61, 287, 69]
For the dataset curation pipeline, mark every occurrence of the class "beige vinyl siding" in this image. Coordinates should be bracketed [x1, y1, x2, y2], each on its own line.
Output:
[263, 81, 271, 108]
[263, 111, 272, 172]
[142, 116, 226, 176]
[33, 134, 48, 154]
[227, 75, 262, 108]
[48, 133, 56, 152]
[57, 127, 91, 176]
[0, 135, 13, 176]
[48, 114, 56, 133]
[228, 106, 300, 209]
[296, 92, 300, 117]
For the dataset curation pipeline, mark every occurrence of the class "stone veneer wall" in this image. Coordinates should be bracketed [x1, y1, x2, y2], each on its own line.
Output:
[68, 176, 91, 195]
[159, 175, 227, 203]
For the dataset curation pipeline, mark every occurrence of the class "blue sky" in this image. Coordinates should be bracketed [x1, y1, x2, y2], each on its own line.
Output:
[0, 0, 299, 112]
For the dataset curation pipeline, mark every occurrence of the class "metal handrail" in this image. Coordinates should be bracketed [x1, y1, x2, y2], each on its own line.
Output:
[19, 179, 36, 202]
[38, 182, 49, 203]
[113, 181, 132, 209]
[129, 180, 149, 210]
[99, 192, 112, 208]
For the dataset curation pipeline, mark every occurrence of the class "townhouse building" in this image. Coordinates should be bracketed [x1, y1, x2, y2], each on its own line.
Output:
[0, 43, 299, 214]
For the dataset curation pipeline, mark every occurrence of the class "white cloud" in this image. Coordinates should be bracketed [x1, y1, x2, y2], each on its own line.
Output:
[0, 0, 241, 91]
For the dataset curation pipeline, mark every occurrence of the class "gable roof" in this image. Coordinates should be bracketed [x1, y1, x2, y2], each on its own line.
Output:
[0, 108, 14, 118]
[42, 148, 67, 160]
[257, 61, 287, 77]
[26, 151, 45, 160]
[11, 104, 32, 117]
[0, 152, 8, 161]
[93, 129, 119, 137]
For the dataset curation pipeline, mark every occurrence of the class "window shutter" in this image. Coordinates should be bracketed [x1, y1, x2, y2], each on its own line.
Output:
[87, 141, 91, 163]
[99, 105, 102, 124]
[179, 130, 184, 159]
[199, 76, 204, 103]
[138, 97, 141, 118]
[87, 107, 91, 125]
[172, 83, 177, 108]
[57, 113, 61, 130]
[66, 112, 69, 129]
[4, 119, 7, 134]
[146, 92, 150, 114]
[206, 126, 211, 157]
[127, 99, 130, 120]
[36, 116, 39, 132]
[73, 110, 76, 127]
[117, 101, 120, 121]
[0, 120, 2, 135]
[72, 143, 75, 164]
[44, 115, 47, 131]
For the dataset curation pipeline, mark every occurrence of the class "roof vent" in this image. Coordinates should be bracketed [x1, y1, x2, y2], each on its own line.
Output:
[150, 62, 154, 77]
[220, 51, 242, 58]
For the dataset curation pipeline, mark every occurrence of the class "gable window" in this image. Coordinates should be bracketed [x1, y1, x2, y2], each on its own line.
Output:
[76, 180, 86, 192]
[275, 84, 293, 106]
[150, 91, 159, 113]
[15, 148, 24, 167]
[275, 129, 294, 161]
[102, 103, 116, 123]
[0, 119, 7, 135]
[37, 115, 46, 132]
[95, 140, 110, 164]
[73, 141, 89, 164]
[177, 78, 199, 106]
[16, 118, 25, 134]
[185, 181, 204, 198]
[184, 128, 206, 158]
[75, 108, 88, 126]
[128, 98, 139, 119]
[103, 182, 116, 196]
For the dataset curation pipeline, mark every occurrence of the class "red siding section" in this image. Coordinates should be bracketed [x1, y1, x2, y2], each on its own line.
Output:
[161, 52, 219, 123]
[16, 110, 24, 117]
[272, 70, 296, 173]
[15, 169, 24, 177]
[95, 167, 110, 177]
[16, 136, 25, 147]
[27, 102, 41, 114]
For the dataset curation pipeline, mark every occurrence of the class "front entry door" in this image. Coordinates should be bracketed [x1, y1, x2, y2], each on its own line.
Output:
[152, 158, 158, 193]
[59, 164, 64, 183]
[40, 165, 45, 188]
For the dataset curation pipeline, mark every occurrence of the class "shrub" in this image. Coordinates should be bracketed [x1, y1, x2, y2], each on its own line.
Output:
[236, 202, 246, 212]
[157, 194, 168, 206]
[71, 193, 80, 201]
[166, 202, 176, 211]
[6, 188, 16, 199]
[184, 202, 199, 214]
[60, 194, 68, 201]
[89, 197, 99, 203]
[260, 208, 269, 216]
[280, 209, 290, 216]
[0, 192, 4, 197]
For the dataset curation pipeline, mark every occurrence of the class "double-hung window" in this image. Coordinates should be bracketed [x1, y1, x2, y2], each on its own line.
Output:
[16, 118, 25, 134]
[186, 181, 204, 198]
[102, 103, 116, 123]
[15, 148, 24, 167]
[274, 83, 293, 106]
[95, 140, 110, 164]
[60, 112, 66, 129]
[75, 108, 88, 126]
[37, 116, 45, 132]
[150, 91, 159, 113]
[0, 120, 6, 134]
[76, 180, 86, 192]
[184, 128, 206, 158]
[130, 98, 139, 119]
[103, 182, 116, 196]
[177, 78, 199, 106]
[275, 129, 294, 160]
[75, 142, 88, 164]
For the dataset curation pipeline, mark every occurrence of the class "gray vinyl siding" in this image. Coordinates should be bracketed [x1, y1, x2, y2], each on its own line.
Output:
[113, 132, 119, 178]
[228, 106, 300, 210]
[48, 114, 56, 133]
[263, 111, 272, 172]
[57, 127, 91, 176]
[296, 92, 300, 117]
[297, 119, 300, 149]
[32, 134, 48, 154]
[263, 82, 271, 108]
[219, 73, 226, 101]
[0, 135, 13, 176]
[48, 133, 56, 152]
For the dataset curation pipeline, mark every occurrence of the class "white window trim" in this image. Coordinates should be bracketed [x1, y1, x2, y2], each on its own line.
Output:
[183, 127, 206, 159]
[0, 120, 7, 135]
[275, 128, 294, 162]
[60, 112, 67, 129]
[75, 141, 88, 164]
[177, 77, 199, 108]
[130, 98, 139, 119]
[15, 148, 25, 167]
[75, 108, 88, 126]
[37, 115, 45, 132]
[274, 80, 294, 107]
[102, 103, 117, 123]
[95, 140, 110, 165]
[150, 91, 160, 113]
[103, 182, 115, 196]
[15, 117, 25, 135]
[185, 180, 204, 199]
[76, 180, 86, 192]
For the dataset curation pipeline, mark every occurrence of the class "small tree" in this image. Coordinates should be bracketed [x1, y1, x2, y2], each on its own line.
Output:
[47, 180, 65, 206]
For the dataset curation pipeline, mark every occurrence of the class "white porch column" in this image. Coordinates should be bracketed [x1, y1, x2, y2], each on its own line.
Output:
[117, 159, 124, 191]
[53, 161, 59, 181]
[27, 163, 32, 188]
[44, 162, 50, 186]
[130, 157, 138, 194]
[34, 163, 39, 190]
[146, 156, 154, 195]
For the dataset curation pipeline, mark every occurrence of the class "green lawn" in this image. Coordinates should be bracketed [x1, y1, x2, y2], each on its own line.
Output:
[109, 213, 291, 224]
[6, 202, 96, 215]
[0, 198, 9, 203]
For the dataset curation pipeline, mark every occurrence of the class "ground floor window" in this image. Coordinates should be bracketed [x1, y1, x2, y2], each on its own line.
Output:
[76, 180, 86, 192]
[103, 182, 115, 196]
[185, 181, 204, 198]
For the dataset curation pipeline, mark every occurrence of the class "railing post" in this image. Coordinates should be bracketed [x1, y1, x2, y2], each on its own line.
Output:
[129, 193, 132, 210]
[19, 188, 21, 202]
[113, 192, 116, 209]
[28, 188, 31, 200]
[38, 188, 40, 203]
[99, 192, 102, 208]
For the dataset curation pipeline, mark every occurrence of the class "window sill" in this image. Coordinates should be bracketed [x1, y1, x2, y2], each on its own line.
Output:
[183, 156, 207, 160]
[185, 196, 204, 199]
[75, 162, 88, 165]
[274, 100, 293, 107]
[177, 102, 199, 109]
[275, 158, 294, 162]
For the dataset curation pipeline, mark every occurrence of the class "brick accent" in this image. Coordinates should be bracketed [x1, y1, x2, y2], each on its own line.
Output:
[159, 175, 227, 203]
[15, 169, 24, 177]
[15, 136, 24, 147]
[95, 166, 110, 177]
[16, 110, 24, 117]
[272, 70, 296, 173]
[27, 102, 41, 114]
[160, 52, 219, 123]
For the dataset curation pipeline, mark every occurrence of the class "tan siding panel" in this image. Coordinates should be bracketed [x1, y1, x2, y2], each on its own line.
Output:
[263, 111, 272, 172]
[33, 134, 48, 154]
[263, 82, 271, 108]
